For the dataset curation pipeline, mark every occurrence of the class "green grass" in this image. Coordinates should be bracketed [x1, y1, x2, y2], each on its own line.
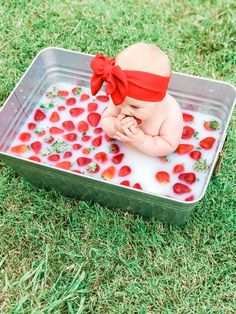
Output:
[0, 0, 236, 312]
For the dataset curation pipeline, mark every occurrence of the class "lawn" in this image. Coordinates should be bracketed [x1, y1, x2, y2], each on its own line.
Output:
[0, 0, 235, 313]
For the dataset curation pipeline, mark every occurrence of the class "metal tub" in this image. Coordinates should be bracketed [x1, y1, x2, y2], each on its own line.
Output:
[0, 47, 235, 225]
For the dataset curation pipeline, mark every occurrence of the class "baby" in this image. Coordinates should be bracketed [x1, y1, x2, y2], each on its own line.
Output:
[90, 43, 183, 156]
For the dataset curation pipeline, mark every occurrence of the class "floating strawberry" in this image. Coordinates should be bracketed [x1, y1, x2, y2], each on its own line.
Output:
[101, 166, 116, 180]
[155, 171, 170, 183]
[72, 87, 82, 95]
[77, 157, 92, 166]
[28, 122, 36, 131]
[63, 133, 77, 142]
[35, 129, 46, 137]
[190, 150, 202, 160]
[203, 120, 220, 131]
[44, 136, 54, 144]
[50, 111, 60, 123]
[112, 153, 124, 164]
[58, 90, 69, 97]
[86, 162, 100, 173]
[96, 95, 109, 102]
[173, 164, 185, 174]
[62, 120, 75, 132]
[176, 144, 194, 155]
[134, 117, 142, 125]
[56, 161, 72, 170]
[66, 97, 76, 106]
[94, 127, 103, 134]
[182, 112, 194, 123]
[199, 137, 215, 150]
[109, 143, 120, 154]
[118, 165, 131, 177]
[158, 156, 169, 163]
[10, 144, 27, 154]
[94, 152, 108, 163]
[120, 180, 130, 186]
[72, 143, 82, 150]
[178, 172, 196, 184]
[82, 135, 91, 142]
[34, 109, 46, 121]
[50, 127, 64, 134]
[73, 169, 82, 174]
[88, 102, 98, 112]
[63, 151, 72, 158]
[48, 154, 60, 162]
[78, 121, 89, 132]
[87, 112, 101, 127]
[105, 134, 113, 142]
[69, 107, 84, 117]
[30, 141, 42, 154]
[82, 147, 91, 155]
[92, 135, 102, 147]
[185, 195, 195, 201]
[133, 183, 142, 190]
[19, 132, 31, 142]
[28, 156, 41, 162]
[80, 94, 90, 101]
[173, 183, 191, 194]
[58, 106, 66, 111]
[182, 125, 195, 139]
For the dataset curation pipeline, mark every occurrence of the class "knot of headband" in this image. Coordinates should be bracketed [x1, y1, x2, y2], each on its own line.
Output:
[90, 53, 171, 106]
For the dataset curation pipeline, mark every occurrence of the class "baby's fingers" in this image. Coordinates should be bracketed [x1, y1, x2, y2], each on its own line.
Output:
[114, 131, 129, 142]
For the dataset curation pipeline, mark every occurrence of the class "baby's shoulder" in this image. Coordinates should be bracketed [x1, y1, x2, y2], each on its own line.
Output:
[163, 93, 182, 116]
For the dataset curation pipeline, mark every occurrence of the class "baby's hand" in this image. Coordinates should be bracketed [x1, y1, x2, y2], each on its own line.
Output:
[113, 124, 145, 147]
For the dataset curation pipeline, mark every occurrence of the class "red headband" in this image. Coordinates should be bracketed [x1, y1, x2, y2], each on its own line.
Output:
[90, 54, 171, 105]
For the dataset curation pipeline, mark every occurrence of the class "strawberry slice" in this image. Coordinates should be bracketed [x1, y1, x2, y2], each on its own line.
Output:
[182, 112, 194, 123]
[120, 180, 130, 186]
[44, 136, 55, 144]
[62, 120, 75, 132]
[203, 120, 219, 131]
[199, 137, 215, 150]
[94, 152, 108, 163]
[176, 144, 194, 155]
[101, 166, 116, 180]
[66, 97, 76, 106]
[56, 161, 72, 170]
[182, 125, 195, 139]
[80, 94, 90, 101]
[94, 127, 103, 134]
[28, 122, 37, 131]
[109, 143, 120, 154]
[72, 87, 82, 95]
[92, 135, 102, 147]
[112, 153, 124, 164]
[185, 195, 195, 201]
[178, 172, 196, 184]
[86, 162, 100, 173]
[58, 106, 66, 111]
[118, 165, 131, 177]
[63, 133, 77, 142]
[19, 132, 31, 142]
[78, 121, 89, 132]
[49, 127, 64, 134]
[155, 171, 170, 183]
[96, 95, 109, 102]
[50, 111, 60, 123]
[48, 154, 60, 162]
[69, 107, 84, 117]
[105, 134, 113, 142]
[173, 183, 191, 194]
[72, 144, 82, 150]
[134, 117, 142, 125]
[190, 150, 202, 160]
[28, 156, 41, 162]
[10, 144, 27, 154]
[173, 164, 185, 174]
[87, 113, 101, 127]
[82, 148, 91, 155]
[35, 130, 46, 137]
[58, 90, 69, 97]
[158, 156, 169, 163]
[82, 135, 91, 142]
[34, 109, 46, 121]
[73, 169, 82, 174]
[63, 151, 73, 158]
[133, 183, 142, 190]
[77, 157, 92, 166]
[88, 102, 98, 112]
[30, 141, 42, 154]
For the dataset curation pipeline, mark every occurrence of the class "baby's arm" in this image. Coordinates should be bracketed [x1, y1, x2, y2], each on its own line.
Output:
[100, 103, 122, 138]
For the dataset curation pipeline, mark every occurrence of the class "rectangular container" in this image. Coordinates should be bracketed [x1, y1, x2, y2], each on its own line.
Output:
[0, 47, 235, 225]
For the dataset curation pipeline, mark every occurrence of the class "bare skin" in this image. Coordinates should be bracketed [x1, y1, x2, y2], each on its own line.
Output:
[100, 43, 183, 157]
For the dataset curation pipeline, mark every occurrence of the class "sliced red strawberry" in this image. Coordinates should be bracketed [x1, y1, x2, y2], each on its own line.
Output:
[118, 165, 131, 177]
[190, 150, 202, 160]
[105, 134, 113, 142]
[185, 195, 195, 201]
[109, 143, 120, 154]
[58, 106, 66, 111]
[87, 112, 101, 127]
[155, 171, 170, 183]
[178, 172, 196, 184]
[30, 141, 42, 154]
[19, 132, 31, 142]
[112, 153, 124, 164]
[94, 127, 103, 134]
[69, 107, 84, 117]
[72, 87, 82, 95]
[133, 183, 142, 190]
[173, 164, 185, 174]
[63, 151, 72, 158]
[92, 135, 102, 147]
[158, 156, 169, 163]
[63, 133, 77, 142]
[199, 137, 215, 150]
[203, 120, 219, 131]
[28, 122, 37, 131]
[73, 169, 82, 174]
[80, 94, 90, 101]
[50, 111, 60, 123]
[62, 120, 75, 132]
[86, 163, 100, 173]
[94, 152, 108, 163]
[176, 144, 194, 155]
[173, 183, 191, 194]
[82, 135, 91, 142]
[182, 125, 195, 139]
[10, 144, 27, 154]
[56, 161, 72, 170]
[96, 95, 109, 102]
[182, 112, 194, 123]
[49, 127, 64, 134]
[134, 117, 142, 125]
[120, 180, 130, 186]
[82, 148, 91, 155]
[88, 102, 98, 112]
[66, 97, 76, 106]
[78, 121, 89, 132]
[44, 136, 54, 144]
[34, 109, 46, 121]
[58, 90, 69, 97]
[28, 156, 41, 162]
[48, 154, 60, 162]
[36, 130, 46, 137]
[72, 143, 82, 150]
[77, 157, 92, 166]
[101, 166, 116, 180]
